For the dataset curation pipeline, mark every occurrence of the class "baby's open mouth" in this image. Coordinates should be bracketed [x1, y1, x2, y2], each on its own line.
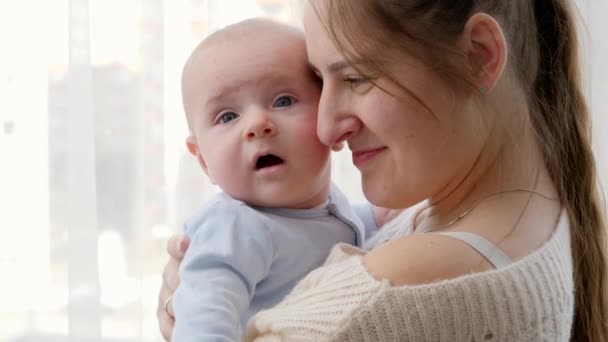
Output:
[255, 154, 284, 170]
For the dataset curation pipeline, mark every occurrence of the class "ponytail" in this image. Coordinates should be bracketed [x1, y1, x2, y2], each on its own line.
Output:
[531, 1, 607, 340]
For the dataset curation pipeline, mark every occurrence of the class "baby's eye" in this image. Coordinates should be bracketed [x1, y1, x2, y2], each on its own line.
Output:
[273, 95, 296, 108]
[217, 112, 239, 124]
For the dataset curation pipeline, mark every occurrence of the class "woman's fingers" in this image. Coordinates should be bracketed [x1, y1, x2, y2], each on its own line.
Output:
[166, 235, 190, 259]
[157, 235, 190, 341]
[163, 235, 189, 294]
[157, 294, 175, 341]
[157, 275, 176, 341]
[162, 255, 182, 292]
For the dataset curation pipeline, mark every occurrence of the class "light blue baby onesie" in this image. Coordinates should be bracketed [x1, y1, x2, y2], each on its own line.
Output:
[172, 184, 365, 341]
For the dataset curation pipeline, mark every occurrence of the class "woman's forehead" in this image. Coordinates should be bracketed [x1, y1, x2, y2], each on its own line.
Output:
[302, 6, 342, 65]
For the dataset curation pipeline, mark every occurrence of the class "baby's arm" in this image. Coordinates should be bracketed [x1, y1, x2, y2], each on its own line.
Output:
[172, 202, 274, 342]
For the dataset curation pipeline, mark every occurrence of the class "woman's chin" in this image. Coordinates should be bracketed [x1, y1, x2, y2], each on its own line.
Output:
[362, 180, 420, 209]
[362, 184, 394, 208]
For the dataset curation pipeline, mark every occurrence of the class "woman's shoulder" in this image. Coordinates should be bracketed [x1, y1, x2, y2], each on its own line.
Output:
[363, 232, 491, 285]
[363, 209, 572, 286]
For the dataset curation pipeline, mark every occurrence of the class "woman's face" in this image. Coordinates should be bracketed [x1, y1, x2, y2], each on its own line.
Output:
[303, 4, 487, 208]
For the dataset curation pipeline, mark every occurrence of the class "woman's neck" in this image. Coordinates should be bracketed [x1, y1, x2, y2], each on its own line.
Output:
[414, 109, 558, 232]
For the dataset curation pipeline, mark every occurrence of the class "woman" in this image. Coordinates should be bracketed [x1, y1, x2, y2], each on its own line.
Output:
[158, 0, 607, 340]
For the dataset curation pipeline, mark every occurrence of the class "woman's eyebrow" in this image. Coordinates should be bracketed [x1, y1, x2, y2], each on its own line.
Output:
[309, 60, 368, 75]
[328, 60, 350, 73]
[309, 60, 349, 74]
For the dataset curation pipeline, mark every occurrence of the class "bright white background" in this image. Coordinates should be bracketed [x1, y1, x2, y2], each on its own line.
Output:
[0, 1, 605, 341]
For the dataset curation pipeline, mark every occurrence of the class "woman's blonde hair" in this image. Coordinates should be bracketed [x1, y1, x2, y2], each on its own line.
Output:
[313, 0, 607, 340]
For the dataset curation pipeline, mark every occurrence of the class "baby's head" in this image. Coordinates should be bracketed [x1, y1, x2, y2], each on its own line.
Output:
[182, 19, 330, 209]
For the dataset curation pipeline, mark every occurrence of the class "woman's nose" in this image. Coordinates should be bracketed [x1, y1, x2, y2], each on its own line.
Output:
[243, 112, 277, 140]
[316, 89, 361, 147]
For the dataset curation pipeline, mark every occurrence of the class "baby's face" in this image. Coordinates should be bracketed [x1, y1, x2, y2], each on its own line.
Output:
[183, 30, 330, 208]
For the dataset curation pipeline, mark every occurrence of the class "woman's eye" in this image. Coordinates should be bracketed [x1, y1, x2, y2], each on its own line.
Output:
[345, 76, 368, 89]
[273, 96, 295, 108]
[217, 112, 239, 124]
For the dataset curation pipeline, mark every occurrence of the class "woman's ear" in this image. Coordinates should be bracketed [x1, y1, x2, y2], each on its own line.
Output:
[186, 136, 209, 175]
[461, 13, 508, 92]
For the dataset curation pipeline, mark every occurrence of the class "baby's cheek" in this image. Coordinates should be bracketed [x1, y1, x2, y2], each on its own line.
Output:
[300, 121, 325, 145]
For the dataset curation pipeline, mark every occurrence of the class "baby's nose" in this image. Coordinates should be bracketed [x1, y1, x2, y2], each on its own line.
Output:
[244, 115, 277, 140]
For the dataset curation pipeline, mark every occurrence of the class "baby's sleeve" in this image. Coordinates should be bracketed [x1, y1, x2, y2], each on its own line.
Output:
[172, 201, 275, 342]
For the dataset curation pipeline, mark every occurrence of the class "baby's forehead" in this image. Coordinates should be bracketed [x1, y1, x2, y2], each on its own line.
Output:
[189, 36, 308, 81]
[182, 19, 313, 101]
[186, 20, 309, 78]
[182, 21, 317, 102]
[200, 18, 305, 52]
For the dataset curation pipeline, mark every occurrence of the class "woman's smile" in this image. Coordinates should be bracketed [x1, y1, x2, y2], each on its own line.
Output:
[351, 146, 387, 168]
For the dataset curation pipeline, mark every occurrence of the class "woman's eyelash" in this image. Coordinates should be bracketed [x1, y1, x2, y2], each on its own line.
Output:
[344, 76, 369, 88]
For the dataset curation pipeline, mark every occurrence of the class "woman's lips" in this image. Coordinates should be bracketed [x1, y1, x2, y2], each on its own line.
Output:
[351, 147, 387, 167]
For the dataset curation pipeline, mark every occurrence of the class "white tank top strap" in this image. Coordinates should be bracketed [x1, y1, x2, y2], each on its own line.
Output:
[428, 231, 513, 269]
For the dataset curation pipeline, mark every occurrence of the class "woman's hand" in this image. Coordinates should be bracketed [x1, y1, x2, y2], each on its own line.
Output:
[157, 235, 190, 341]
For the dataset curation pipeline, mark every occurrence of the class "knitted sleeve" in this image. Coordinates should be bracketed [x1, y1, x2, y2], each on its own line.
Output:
[246, 244, 387, 341]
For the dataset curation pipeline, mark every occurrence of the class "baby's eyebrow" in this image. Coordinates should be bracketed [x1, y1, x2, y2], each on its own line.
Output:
[205, 74, 296, 105]
[204, 90, 230, 107]
[204, 79, 258, 105]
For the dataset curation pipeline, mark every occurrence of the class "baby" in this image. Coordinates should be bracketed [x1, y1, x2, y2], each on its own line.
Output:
[173, 18, 366, 341]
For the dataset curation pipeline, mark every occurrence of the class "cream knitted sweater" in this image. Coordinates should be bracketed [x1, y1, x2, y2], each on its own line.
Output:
[246, 209, 573, 341]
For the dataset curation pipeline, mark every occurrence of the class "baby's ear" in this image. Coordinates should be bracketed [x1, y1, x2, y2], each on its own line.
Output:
[186, 136, 209, 174]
